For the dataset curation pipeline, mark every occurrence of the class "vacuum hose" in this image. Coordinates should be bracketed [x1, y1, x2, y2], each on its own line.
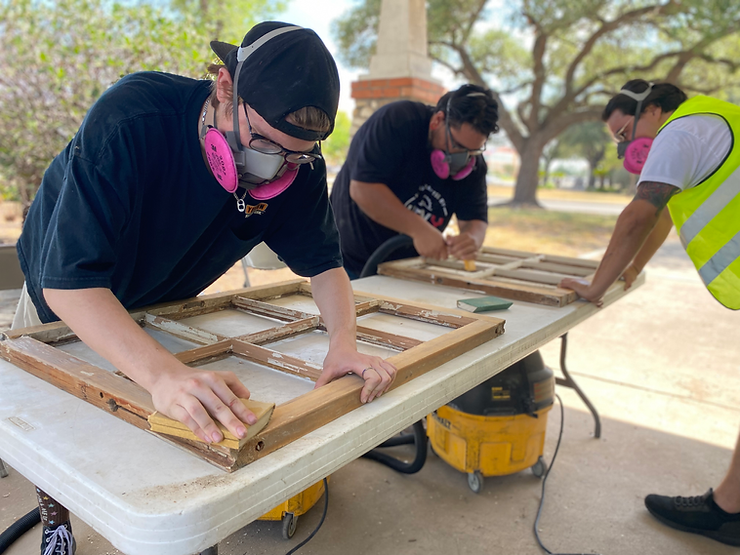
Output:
[359, 234, 415, 279]
[360, 235, 428, 474]
[362, 420, 428, 474]
[0, 507, 40, 554]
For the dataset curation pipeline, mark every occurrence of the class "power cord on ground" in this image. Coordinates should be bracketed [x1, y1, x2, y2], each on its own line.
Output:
[534, 393, 603, 555]
[282, 478, 329, 555]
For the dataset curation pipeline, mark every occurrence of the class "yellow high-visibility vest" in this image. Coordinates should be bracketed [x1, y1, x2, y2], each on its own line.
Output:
[660, 95, 740, 310]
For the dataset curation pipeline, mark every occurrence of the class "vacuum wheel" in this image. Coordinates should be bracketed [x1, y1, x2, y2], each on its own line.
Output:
[467, 470, 484, 494]
[531, 456, 547, 478]
[281, 512, 298, 540]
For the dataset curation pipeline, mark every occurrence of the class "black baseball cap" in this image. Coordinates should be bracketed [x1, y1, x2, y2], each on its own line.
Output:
[210, 21, 340, 141]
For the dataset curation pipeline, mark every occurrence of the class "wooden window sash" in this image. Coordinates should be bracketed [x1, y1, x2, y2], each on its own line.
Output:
[0, 280, 504, 471]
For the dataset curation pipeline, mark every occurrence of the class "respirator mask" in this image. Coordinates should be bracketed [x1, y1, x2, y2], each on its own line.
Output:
[200, 26, 321, 200]
[616, 83, 654, 175]
[430, 94, 487, 181]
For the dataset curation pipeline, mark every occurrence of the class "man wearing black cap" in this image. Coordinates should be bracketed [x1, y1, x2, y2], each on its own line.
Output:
[15, 21, 396, 555]
[330, 85, 500, 279]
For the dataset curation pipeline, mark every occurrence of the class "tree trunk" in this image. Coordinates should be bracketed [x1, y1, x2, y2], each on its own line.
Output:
[587, 162, 597, 190]
[511, 140, 545, 207]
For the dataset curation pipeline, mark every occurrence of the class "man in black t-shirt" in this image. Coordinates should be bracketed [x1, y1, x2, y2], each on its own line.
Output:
[15, 21, 396, 555]
[330, 85, 499, 278]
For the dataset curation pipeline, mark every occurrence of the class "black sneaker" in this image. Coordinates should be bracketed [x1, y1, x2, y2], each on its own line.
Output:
[40, 520, 76, 555]
[645, 488, 740, 546]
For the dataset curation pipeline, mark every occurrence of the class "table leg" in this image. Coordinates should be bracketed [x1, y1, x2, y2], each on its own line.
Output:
[0, 458, 8, 478]
[554, 333, 601, 438]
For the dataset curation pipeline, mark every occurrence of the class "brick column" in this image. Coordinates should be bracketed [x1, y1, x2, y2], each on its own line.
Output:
[348, 0, 444, 137]
[350, 78, 446, 137]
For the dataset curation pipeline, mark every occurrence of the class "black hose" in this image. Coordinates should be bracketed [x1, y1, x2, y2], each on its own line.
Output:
[362, 420, 428, 474]
[375, 433, 416, 448]
[360, 235, 427, 474]
[0, 507, 40, 554]
[359, 235, 415, 278]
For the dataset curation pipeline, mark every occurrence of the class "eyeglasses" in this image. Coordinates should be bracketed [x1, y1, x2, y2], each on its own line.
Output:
[444, 102, 486, 156]
[243, 104, 322, 164]
[614, 120, 631, 143]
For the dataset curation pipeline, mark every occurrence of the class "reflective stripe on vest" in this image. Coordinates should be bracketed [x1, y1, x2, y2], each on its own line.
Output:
[661, 95, 740, 309]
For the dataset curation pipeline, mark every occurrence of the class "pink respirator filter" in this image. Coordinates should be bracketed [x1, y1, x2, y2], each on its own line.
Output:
[204, 128, 239, 193]
[623, 137, 654, 175]
[248, 165, 299, 200]
[430, 150, 451, 179]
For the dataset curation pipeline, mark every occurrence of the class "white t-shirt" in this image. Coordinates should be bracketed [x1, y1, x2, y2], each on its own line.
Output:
[638, 114, 732, 191]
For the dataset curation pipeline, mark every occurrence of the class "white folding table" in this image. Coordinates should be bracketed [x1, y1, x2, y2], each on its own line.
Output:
[0, 274, 643, 555]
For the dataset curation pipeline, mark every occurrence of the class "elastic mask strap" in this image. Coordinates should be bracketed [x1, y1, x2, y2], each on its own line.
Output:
[619, 83, 654, 141]
[228, 26, 303, 154]
[236, 26, 301, 62]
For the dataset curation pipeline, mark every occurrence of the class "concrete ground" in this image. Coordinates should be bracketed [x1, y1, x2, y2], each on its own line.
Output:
[2, 234, 739, 555]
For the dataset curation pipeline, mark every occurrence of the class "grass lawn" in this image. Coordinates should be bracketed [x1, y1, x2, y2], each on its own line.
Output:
[482, 207, 618, 258]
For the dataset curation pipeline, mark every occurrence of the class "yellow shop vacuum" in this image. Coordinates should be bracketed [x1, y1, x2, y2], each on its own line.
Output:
[427, 351, 555, 493]
[258, 478, 328, 539]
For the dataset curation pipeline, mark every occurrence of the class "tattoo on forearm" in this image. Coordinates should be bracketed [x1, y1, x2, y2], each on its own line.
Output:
[634, 181, 680, 213]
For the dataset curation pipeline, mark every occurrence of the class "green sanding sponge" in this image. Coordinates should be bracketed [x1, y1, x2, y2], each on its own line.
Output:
[456, 295, 513, 313]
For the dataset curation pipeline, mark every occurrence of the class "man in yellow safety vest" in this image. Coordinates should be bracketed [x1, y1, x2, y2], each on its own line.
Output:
[561, 79, 740, 547]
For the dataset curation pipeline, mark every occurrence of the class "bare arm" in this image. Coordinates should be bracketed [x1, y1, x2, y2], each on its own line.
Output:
[622, 207, 674, 289]
[43, 288, 256, 443]
[560, 181, 679, 304]
[310, 268, 396, 403]
[447, 219, 487, 260]
[349, 179, 448, 259]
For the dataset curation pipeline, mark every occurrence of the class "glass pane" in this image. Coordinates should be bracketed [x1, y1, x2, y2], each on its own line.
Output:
[265, 330, 398, 366]
[180, 309, 284, 337]
[196, 355, 313, 405]
[358, 312, 448, 342]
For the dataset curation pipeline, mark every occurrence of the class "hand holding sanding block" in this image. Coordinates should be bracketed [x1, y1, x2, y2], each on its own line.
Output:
[148, 398, 275, 449]
[457, 295, 513, 313]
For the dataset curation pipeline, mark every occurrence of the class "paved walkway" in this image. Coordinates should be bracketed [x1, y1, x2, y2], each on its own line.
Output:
[488, 194, 630, 215]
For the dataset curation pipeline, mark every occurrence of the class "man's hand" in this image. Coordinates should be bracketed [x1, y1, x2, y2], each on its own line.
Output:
[446, 232, 479, 261]
[559, 277, 604, 308]
[315, 345, 398, 404]
[42, 288, 258, 446]
[621, 264, 641, 290]
[149, 365, 258, 444]
[412, 224, 448, 260]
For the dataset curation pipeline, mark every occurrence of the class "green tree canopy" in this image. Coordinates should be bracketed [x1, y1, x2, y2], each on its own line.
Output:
[322, 110, 352, 169]
[557, 122, 613, 189]
[333, 0, 740, 206]
[169, 0, 286, 44]
[0, 0, 281, 207]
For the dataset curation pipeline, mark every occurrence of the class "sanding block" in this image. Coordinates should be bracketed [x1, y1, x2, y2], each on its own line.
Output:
[456, 295, 513, 313]
[148, 398, 275, 449]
